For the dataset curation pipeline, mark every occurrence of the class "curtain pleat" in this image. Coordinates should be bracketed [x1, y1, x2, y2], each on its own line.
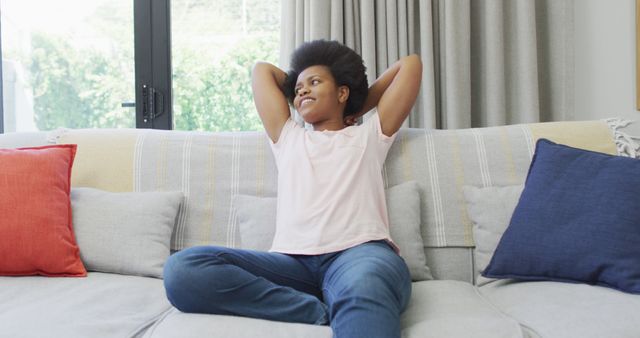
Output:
[279, 0, 574, 129]
[416, 1, 436, 128]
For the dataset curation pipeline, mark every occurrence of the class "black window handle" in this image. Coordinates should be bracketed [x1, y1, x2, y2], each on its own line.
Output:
[141, 84, 165, 123]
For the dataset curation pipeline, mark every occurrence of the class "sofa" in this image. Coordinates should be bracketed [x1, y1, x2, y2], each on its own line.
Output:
[1, 117, 639, 338]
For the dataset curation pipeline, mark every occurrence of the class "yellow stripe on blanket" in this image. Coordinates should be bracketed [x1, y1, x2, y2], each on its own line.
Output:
[528, 120, 616, 155]
[57, 129, 138, 192]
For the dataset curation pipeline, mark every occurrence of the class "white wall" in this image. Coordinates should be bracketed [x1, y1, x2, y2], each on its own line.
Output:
[574, 0, 640, 126]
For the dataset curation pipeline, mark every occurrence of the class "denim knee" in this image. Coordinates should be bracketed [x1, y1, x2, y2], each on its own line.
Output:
[324, 245, 412, 312]
[162, 247, 227, 312]
[163, 250, 193, 310]
[334, 262, 402, 298]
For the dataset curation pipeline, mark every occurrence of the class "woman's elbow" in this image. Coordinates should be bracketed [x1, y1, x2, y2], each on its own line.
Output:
[252, 62, 269, 75]
[405, 54, 422, 71]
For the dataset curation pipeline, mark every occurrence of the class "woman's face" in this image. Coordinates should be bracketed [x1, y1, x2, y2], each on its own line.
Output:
[293, 65, 348, 125]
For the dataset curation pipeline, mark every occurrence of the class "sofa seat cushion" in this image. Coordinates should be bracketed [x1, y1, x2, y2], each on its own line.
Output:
[401, 280, 525, 338]
[478, 280, 640, 338]
[142, 308, 332, 338]
[147, 280, 525, 338]
[0, 272, 172, 338]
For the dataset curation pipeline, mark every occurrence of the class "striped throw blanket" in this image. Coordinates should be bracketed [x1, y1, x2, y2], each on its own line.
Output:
[53, 120, 616, 250]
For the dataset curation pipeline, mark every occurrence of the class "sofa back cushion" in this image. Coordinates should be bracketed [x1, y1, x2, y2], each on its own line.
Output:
[70, 187, 184, 279]
[54, 128, 278, 251]
[2, 119, 619, 282]
[50, 120, 615, 252]
[383, 120, 616, 249]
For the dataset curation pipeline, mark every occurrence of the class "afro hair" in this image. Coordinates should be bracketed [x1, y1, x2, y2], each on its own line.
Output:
[283, 40, 368, 118]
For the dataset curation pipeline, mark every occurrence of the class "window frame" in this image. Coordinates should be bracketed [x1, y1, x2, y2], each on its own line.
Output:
[135, 0, 172, 130]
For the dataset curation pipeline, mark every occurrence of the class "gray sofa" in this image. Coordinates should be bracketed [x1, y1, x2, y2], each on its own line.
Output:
[1, 118, 639, 338]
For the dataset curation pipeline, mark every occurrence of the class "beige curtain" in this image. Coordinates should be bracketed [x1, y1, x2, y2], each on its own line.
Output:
[280, 0, 574, 129]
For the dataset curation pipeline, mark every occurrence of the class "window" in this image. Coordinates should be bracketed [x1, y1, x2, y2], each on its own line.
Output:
[1, 0, 135, 132]
[171, 0, 280, 131]
[0, 0, 280, 133]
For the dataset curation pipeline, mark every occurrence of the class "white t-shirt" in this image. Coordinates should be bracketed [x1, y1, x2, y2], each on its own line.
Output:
[268, 112, 399, 255]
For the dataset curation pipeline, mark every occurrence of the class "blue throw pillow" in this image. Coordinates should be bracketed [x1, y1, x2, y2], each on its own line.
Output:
[482, 138, 640, 294]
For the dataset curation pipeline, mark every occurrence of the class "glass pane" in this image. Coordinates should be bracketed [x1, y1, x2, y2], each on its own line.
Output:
[1, 0, 135, 132]
[172, 0, 280, 131]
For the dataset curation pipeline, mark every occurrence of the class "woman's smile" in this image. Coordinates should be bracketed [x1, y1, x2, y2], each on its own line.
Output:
[299, 97, 316, 108]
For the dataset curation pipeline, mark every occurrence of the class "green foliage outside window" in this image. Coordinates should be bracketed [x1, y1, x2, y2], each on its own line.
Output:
[172, 34, 278, 131]
[29, 32, 135, 130]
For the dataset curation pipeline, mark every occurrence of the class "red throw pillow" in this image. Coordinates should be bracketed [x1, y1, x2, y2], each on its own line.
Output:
[0, 144, 86, 277]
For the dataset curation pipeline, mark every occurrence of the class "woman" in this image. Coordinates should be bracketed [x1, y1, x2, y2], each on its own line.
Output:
[164, 40, 422, 338]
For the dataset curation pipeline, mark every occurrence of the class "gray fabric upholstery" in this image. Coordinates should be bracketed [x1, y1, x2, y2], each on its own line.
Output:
[147, 280, 526, 338]
[233, 194, 276, 251]
[48, 120, 615, 254]
[0, 273, 172, 338]
[401, 280, 525, 338]
[462, 184, 524, 285]
[478, 280, 640, 338]
[384, 127, 531, 248]
[385, 181, 432, 280]
[71, 188, 183, 278]
[143, 308, 332, 338]
[425, 247, 474, 283]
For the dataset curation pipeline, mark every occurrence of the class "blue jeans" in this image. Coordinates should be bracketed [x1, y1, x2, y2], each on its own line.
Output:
[163, 240, 412, 338]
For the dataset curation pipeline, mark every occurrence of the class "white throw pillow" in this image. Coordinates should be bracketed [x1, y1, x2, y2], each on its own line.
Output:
[233, 181, 432, 281]
[71, 187, 183, 278]
[462, 184, 524, 286]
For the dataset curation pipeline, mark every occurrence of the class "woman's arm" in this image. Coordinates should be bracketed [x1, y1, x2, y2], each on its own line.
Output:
[347, 55, 422, 136]
[251, 62, 291, 143]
